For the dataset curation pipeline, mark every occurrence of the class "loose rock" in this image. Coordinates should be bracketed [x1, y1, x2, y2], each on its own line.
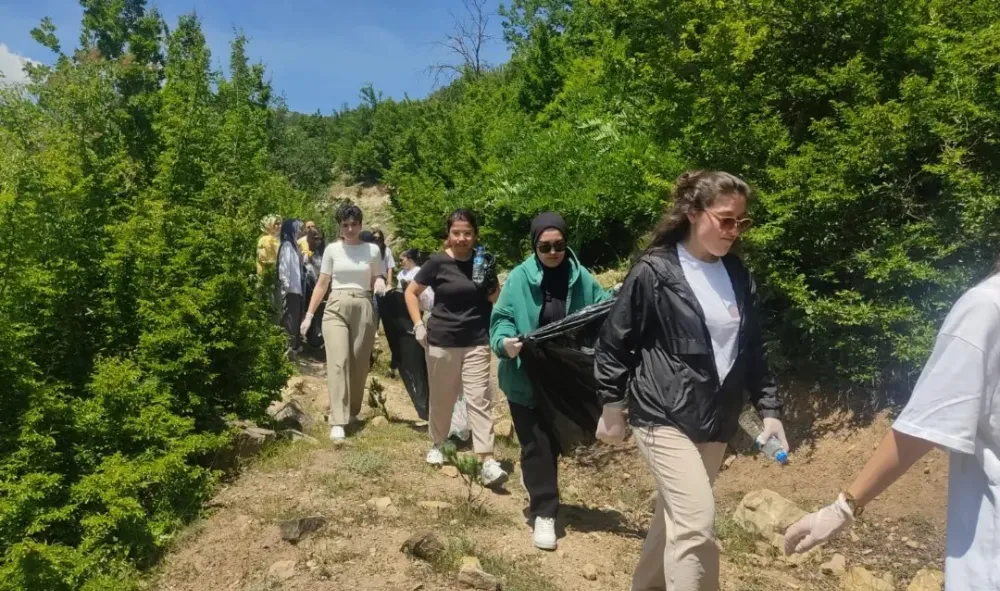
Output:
[401, 531, 445, 562]
[268, 560, 297, 582]
[279, 515, 326, 543]
[441, 465, 461, 478]
[841, 567, 893, 591]
[366, 497, 393, 511]
[907, 569, 944, 591]
[821, 554, 847, 576]
[371, 415, 390, 428]
[268, 399, 313, 431]
[458, 558, 500, 590]
[734, 489, 807, 549]
[582, 563, 599, 581]
[281, 429, 318, 444]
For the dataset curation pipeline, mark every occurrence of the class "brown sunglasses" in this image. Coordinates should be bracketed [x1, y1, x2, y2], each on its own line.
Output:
[705, 209, 753, 233]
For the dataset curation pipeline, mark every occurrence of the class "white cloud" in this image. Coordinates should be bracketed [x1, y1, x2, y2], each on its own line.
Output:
[0, 43, 39, 86]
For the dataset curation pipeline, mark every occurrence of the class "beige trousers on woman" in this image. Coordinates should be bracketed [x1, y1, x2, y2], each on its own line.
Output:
[632, 425, 728, 591]
[426, 345, 494, 454]
[323, 290, 376, 426]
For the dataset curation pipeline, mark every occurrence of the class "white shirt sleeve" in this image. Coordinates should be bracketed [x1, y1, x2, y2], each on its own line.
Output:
[384, 247, 396, 272]
[894, 286, 1000, 455]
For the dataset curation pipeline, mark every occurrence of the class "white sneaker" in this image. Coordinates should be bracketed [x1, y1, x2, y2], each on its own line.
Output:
[480, 459, 508, 488]
[426, 447, 444, 466]
[329, 426, 346, 441]
[533, 517, 557, 551]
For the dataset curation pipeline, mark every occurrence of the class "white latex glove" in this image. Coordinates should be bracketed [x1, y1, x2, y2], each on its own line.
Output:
[413, 323, 428, 349]
[373, 277, 387, 296]
[783, 493, 854, 555]
[595, 406, 628, 444]
[300, 312, 314, 338]
[502, 337, 522, 359]
[761, 417, 789, 451]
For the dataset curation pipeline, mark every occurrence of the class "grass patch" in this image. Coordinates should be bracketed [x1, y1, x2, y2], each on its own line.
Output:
[715, 512, 758, 557]
[352, 422, 424, 455]
[343, 450, 388, 477]
[255, 438, 320, 473]
[447, 498, 513, 530]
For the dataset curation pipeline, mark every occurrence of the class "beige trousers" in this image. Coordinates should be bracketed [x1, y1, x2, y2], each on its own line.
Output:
[632, 425, 728, 591]
[323, 290, 376, 426]
[426, 345, 494, 454]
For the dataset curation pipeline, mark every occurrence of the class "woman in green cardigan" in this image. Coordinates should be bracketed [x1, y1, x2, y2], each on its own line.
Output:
[490, 212, 611, 551]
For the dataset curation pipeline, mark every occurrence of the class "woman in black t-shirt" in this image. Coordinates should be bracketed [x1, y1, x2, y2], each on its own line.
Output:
[405, 209, 507, 488]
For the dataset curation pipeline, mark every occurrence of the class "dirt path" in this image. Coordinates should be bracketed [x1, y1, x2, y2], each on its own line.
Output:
[151, 346, 949, 591]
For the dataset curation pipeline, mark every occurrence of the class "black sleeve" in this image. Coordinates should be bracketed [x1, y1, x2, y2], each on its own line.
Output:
[594, 260, 656, 408]
[744, 272, 782, 418]
[413, 256, 438, 287]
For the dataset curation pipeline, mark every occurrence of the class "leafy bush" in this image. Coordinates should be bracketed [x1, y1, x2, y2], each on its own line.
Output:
[0, 4, 294, 587]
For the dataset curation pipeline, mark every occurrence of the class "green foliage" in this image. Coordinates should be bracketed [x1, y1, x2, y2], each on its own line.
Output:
[0, 2, 296, 587]
[441, 442, 484, 502]
[325, 0, 1000, 395]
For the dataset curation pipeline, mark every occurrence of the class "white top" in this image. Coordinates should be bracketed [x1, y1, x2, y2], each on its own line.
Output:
[320, 241, 380, 291]
[399, 266, 435, 311]
[893, 274, 1000, 590]
[677, 243, 741, 383]
[378, 246, 397, 279]
[277, 241, 302, 295]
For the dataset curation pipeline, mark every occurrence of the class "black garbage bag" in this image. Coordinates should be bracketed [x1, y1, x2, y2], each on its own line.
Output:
[518, 297, 617, 452]
[377, 290, 429, 420]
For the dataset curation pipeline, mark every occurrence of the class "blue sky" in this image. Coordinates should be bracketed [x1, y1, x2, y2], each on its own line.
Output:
[0, 0, 512, 112]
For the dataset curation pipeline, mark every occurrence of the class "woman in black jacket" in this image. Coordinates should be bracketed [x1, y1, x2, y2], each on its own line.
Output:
[594, 170, 787, 591]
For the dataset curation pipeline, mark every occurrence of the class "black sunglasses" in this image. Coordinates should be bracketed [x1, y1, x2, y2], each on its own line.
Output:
[536, 240, 567, 254]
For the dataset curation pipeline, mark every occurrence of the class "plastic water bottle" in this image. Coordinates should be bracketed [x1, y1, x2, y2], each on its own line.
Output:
[738, 409, 789, 465]
[472, 245, 486, 285]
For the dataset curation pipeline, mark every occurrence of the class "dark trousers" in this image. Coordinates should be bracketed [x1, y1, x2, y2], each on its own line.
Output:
[509, 401, 561, 520]
[282, 292, 303, 352]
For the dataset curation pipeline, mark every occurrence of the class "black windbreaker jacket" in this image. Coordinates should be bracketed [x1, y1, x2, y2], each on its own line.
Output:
[594, 245, 781, 443]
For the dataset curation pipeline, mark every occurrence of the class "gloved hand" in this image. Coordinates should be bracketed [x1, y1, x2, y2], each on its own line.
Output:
[503, 337, 522, 359]
[373, 277, 387, 296]
[300, 312, 314, 338]
[761, 417, 789, 450]
[783, 493, 855, 554]
[596, 406, 628, 444]
[414, 323, 428, 349]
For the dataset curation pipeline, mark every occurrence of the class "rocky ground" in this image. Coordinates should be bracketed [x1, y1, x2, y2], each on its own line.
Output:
[150, 343, 948, 591]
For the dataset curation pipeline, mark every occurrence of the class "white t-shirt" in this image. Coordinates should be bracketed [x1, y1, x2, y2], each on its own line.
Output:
[677, 243, 741, 383]
[399, 266, 435, 311]
[378, 246, 397, 279]
[320, 241, 380, 291]
[893, 274, 1000, 590]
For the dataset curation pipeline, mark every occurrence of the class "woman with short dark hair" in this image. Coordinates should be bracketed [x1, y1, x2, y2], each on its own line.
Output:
[301, 204, 387, 441]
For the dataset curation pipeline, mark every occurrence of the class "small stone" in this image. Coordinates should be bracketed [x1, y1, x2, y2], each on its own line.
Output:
[268, 560, 297, 582]
[724, 455, 737, 469]
[906, 540, 921, 550]
[623, 472, 632, 480]
[821, 554, 847, 576]
[557, 550, 566, 559]
[419, 501, 455, 512]
[458, 559, 500, 590]
[841, 567, 893, 591]
[850, 531, 861, 543]
[494, 419, 514, 439]
[366, 497, 393, 511]
[279, 516, 327, 543]
[862, 549, 873, 555]
[411, 585, 425, 591]
[924, 467, 931, 475]
[441, 465, 461, 478]
[907, 569, 944, 591]
[401, 531, 445, 562]
[582, 563, 599, 581]
[371, 416, 389, 428]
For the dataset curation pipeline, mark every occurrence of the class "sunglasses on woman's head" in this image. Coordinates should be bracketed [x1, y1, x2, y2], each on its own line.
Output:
[705, 209, 753, 233]
[536, 241, 567, 254]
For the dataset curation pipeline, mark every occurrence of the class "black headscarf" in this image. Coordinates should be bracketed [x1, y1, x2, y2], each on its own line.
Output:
[280, 219, 302, 247]
[532, 212, 571, 327]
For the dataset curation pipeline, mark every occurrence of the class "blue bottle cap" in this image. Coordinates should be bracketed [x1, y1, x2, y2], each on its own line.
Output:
[775, 450, 788, 464]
